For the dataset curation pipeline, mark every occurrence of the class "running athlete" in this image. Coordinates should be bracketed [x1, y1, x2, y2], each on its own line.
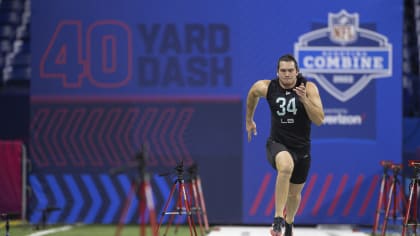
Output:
[245, 54, 324, 236]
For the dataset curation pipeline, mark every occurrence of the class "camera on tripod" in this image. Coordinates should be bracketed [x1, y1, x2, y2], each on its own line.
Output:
[157, 161, 209, 236]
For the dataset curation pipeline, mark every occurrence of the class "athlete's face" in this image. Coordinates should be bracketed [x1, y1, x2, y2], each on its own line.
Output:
[277, 61, 298, 89]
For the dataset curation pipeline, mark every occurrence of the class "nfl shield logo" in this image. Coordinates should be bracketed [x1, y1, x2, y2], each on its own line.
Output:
[329, 10, 358, 45]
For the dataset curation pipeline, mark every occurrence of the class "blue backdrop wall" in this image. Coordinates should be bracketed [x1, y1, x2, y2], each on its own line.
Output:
[30, 0, 402, 225]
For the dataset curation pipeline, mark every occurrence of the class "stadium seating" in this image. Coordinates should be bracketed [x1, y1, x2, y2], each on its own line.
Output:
[0, 0, 30, 88]
[404, 0, 420, 116]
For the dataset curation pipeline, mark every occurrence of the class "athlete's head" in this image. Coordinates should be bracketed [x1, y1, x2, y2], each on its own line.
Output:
[276, 54, 299, 89]
[276, 54, 299, 72]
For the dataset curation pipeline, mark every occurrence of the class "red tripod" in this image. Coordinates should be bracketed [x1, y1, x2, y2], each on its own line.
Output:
[381, 163, 407, 236]
[372, 160, 393, 235]
[402, 160, 420, 236]
[115, 173, 158, 236]
[113, 147, 158, 236]
[187, 164, 210, 235]
[156, 161, 198, 236]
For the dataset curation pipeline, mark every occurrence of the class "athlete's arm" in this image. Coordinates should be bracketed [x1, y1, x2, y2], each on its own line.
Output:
[246, 80, 270, 142]
[294, 81, 324, 126]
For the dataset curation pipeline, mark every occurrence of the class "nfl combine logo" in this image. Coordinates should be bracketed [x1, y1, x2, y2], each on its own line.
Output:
[294, 10, 392, 102]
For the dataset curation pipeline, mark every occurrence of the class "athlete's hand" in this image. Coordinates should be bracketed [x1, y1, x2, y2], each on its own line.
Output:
[246, 120, 257, 142]
[293, 83, 308, 103]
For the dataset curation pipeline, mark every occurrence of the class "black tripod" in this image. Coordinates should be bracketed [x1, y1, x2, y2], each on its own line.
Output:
[157, 161, 197, 236]
[38, 207, 60, 229]
[1, 213, 10, 236]
[1, 213, 20, 236]
[111, 145, 158, 236]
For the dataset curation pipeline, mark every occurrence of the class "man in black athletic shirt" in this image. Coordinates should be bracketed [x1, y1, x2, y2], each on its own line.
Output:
[246, 54, 324, 236]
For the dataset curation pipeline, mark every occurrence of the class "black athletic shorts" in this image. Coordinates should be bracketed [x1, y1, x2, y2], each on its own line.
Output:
[265, 138, 311, 184]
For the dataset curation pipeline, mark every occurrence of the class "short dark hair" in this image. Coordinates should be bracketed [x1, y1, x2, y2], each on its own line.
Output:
[277, 54, 299, 71]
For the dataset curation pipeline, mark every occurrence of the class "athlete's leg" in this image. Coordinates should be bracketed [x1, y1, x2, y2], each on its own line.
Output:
[285, 183, 305, 224]
[274, 151, 294, 218]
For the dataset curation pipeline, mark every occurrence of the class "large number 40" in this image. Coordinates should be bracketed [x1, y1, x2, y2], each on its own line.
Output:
[276, 97, 297, 116]
[40, 20, 133, 88]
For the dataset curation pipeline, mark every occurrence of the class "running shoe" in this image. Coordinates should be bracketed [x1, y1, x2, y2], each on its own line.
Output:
[270, 217, 284, 236]
[284, 221, 293, 236]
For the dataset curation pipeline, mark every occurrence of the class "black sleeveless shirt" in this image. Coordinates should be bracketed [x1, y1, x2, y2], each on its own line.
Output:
[266, 76, 311, 153]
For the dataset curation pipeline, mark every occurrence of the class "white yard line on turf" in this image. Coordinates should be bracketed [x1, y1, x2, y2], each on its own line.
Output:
[207, 226, 370, 236]
[27, 225, 73, 236]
